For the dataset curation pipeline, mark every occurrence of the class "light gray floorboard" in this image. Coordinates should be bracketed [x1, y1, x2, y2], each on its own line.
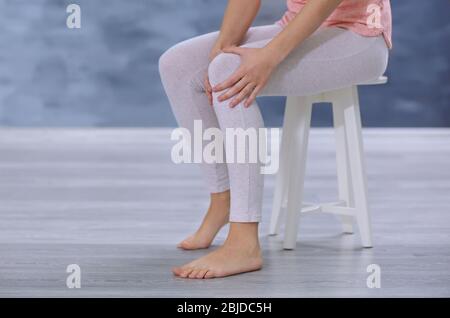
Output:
[0, 128, 449, 297]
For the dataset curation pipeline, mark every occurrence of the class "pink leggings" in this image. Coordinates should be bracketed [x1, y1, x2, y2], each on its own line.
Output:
[159, 24, 388, 222]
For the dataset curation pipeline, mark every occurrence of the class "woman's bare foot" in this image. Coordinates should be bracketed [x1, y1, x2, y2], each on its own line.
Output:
[173, 223, 263, 279]
[177, 191, 230, 250]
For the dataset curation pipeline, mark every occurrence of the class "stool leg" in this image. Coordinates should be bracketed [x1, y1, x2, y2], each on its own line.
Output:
[342, 87, 373, 247]
[283, 97, 312, 250]
[269, 97, 297, 235]
[332, 100, 354, 234]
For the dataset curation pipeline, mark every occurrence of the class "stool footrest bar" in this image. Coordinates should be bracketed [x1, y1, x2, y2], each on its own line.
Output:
[299, 200, 355, 217]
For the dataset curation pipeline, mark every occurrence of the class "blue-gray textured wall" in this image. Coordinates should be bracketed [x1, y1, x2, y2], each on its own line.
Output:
[0, 0, 448, 127]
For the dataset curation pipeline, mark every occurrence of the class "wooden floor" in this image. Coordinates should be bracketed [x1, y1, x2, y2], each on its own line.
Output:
[0, 128, 449, 297]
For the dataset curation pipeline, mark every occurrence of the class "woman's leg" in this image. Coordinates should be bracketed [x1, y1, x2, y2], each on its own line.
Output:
[172, 27, 388, 279]
[207, 28, 387, 223]
[172, 54, 271, 279]
[172, 27, 287, 280]
[159, 24, 283, 250]
[260, 27, 389, 96]
[159, 30, 230, 250]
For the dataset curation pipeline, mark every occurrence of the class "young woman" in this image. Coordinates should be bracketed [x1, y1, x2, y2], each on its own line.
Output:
[159, 0, 392, 279]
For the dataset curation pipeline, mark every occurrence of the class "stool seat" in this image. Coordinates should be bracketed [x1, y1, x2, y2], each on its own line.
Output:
[361, 76, 388, 85]
[269, 76, 388, 250]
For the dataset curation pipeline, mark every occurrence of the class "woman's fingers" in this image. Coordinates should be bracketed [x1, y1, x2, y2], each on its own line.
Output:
[205, 74, 212, 93]
[244, 85, 261, 108]
[218, 77, 248, 102]
[221, 46, 246, 56]
[213, 67, 245, 92]
[213, 46, 251, 93]
[209, 46, 270, 108]
[204, 74, 213, 106]
[229, 83, 256, 108]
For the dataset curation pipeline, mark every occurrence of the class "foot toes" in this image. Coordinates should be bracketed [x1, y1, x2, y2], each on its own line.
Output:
[172, 266, 183, 276]
[178, 237, 209, 250]
[196, 269, 208, 279]
[177, 239, 193, 249]
[188, 269, 200, 279]
[204, 270, 215, 279]
[180, 267, 194, 278]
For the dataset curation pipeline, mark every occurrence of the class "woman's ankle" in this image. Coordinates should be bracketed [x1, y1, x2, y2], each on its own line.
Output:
[225, 222, 260, 250]
[208, 191, 231, 224]
[210, 190, 230, 204]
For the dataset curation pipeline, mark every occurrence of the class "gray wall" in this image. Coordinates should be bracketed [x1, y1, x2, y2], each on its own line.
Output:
[0, 0, 448, 127]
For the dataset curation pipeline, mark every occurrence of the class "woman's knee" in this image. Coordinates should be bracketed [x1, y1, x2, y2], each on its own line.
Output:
[208, 52, 241, 87]
[159, 43, 185, 80]
[159, 33, 214, 80]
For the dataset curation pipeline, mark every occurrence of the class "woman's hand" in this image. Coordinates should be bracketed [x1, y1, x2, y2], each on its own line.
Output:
[204, 74, 214, 106]
[203, 0, 261, 107]
[205, 45, 225, 106]
[212, 46, 279, 108]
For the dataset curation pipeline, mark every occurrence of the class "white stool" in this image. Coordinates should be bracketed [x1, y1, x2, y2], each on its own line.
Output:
[269, 76, 387, 250]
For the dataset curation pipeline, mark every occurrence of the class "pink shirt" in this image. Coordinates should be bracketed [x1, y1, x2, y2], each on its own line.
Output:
[278, 0, 392, 49]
